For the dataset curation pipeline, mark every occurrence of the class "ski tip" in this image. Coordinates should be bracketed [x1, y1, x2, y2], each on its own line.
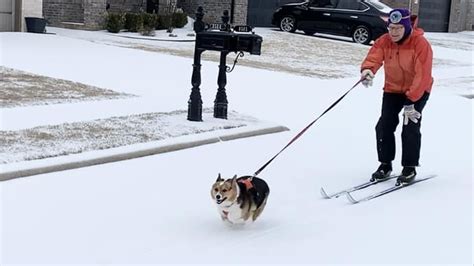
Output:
[424, 174, 437, 180]
[320, 187, 331, 199]
[397, 174, 437, 187]
[345, 192, 359, 204]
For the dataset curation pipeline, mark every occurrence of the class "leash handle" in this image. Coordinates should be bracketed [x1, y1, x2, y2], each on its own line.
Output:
[253, 79, 363, 177]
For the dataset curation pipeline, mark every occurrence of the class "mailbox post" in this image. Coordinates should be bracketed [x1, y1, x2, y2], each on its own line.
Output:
[187, 7, 262, 121]
[215, 51, 229, 119]
[188, 7, 206, 122]
[214, 10, 231, 119]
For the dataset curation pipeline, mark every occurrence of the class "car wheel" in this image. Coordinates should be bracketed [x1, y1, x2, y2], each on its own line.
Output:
[304, 31, 316, 36]
[352, 25, 372, 45]
[280, 16, 296, 33]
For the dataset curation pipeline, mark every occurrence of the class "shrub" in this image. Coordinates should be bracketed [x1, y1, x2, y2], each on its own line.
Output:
[156, 12, 187, 30]
[141, 13, 158, 36]
[157, 14, 172, 30]
[124, 13, 143, 32]
[106, 13, 124, 33]
[172, 12, 188, 28]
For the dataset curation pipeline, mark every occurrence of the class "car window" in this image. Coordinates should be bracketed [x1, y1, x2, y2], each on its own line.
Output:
[358, 2, 369, 10]
[309, 0, 336, 8]
[336, 0, 362, 10]
[365, 0, 392, 12]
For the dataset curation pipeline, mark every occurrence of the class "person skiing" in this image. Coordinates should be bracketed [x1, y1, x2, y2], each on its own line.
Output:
[360, 8, 433, 185]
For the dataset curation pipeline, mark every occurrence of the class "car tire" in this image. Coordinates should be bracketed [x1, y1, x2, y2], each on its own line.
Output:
[280, 16, 296, 33]
[352, 25, 372, 45]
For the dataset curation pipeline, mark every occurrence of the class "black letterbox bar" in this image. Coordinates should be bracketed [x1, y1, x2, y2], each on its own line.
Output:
[207, 23, 253, 33]
[233, 25, 253, 32]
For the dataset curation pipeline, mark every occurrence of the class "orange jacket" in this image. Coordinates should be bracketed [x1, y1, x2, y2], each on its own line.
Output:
[361, 16, 433, 102]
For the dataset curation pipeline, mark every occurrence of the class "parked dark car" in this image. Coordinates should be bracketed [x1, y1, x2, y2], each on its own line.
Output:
[271, 0, 392, 45]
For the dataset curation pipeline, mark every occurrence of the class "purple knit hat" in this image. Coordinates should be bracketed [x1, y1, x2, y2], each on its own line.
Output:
[388, 8, 412, 37]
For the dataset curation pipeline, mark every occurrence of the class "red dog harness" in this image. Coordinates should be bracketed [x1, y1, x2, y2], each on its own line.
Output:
[238, 178, 254, 190]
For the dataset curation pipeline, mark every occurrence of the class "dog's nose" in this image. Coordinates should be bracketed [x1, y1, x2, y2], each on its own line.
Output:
[216, 195, 221, 200]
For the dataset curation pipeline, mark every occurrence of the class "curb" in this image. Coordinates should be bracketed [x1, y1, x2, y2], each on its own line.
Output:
[0, 125, 288, 182]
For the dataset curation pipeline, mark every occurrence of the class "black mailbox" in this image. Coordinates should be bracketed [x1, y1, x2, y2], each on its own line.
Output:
[234, 34, 262, 55]
[196, 31, 262, 55]
[196, 31, 232, 52]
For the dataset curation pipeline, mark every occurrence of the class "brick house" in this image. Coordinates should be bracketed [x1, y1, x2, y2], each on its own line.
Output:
[43, 0, 160, 30]
[177, 0, 248, 25]
[41, 0, 247, 30]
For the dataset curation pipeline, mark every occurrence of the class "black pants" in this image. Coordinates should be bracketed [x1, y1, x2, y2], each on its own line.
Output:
[375, 92, 429, 166]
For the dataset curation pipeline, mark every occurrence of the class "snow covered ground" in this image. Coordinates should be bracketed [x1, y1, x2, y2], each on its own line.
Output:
[0, 25, 472, 264]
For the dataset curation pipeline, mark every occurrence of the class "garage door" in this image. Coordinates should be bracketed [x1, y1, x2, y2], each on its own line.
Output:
[247, 0, 299, 27]
[0, 0, 14, 32]
[418, 0, 451, 32]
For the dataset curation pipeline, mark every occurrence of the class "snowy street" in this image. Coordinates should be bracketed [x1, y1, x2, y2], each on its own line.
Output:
[0, 25, 472, 264]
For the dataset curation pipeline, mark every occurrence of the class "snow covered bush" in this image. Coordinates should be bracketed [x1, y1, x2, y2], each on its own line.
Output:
[172, 11, 187, 28]
[124, 13, 143, 32]
[106, 13, 124, 33]
[141, 13, 158, 36]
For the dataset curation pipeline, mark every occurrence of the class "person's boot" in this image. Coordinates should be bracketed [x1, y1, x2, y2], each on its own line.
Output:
[370, 162, 392, 181]
[396, 167, 417, 185]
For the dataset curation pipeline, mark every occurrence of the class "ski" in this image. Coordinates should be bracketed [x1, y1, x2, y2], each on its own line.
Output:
[320, 175, 399, 199]
[345, 175, 437, 204]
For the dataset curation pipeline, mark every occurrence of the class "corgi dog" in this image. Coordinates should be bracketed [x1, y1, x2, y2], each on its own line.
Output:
[210, 174, 270, 225]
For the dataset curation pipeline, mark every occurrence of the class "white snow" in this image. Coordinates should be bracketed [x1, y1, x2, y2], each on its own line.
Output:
[0, 26, 472, 264]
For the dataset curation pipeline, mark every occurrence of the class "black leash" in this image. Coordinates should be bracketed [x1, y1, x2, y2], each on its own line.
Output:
[253, 78, 364, 177]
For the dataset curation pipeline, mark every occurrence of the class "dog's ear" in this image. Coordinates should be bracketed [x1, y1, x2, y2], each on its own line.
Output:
[216, 173, 223, 182]
[231, 175, 238, 189]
